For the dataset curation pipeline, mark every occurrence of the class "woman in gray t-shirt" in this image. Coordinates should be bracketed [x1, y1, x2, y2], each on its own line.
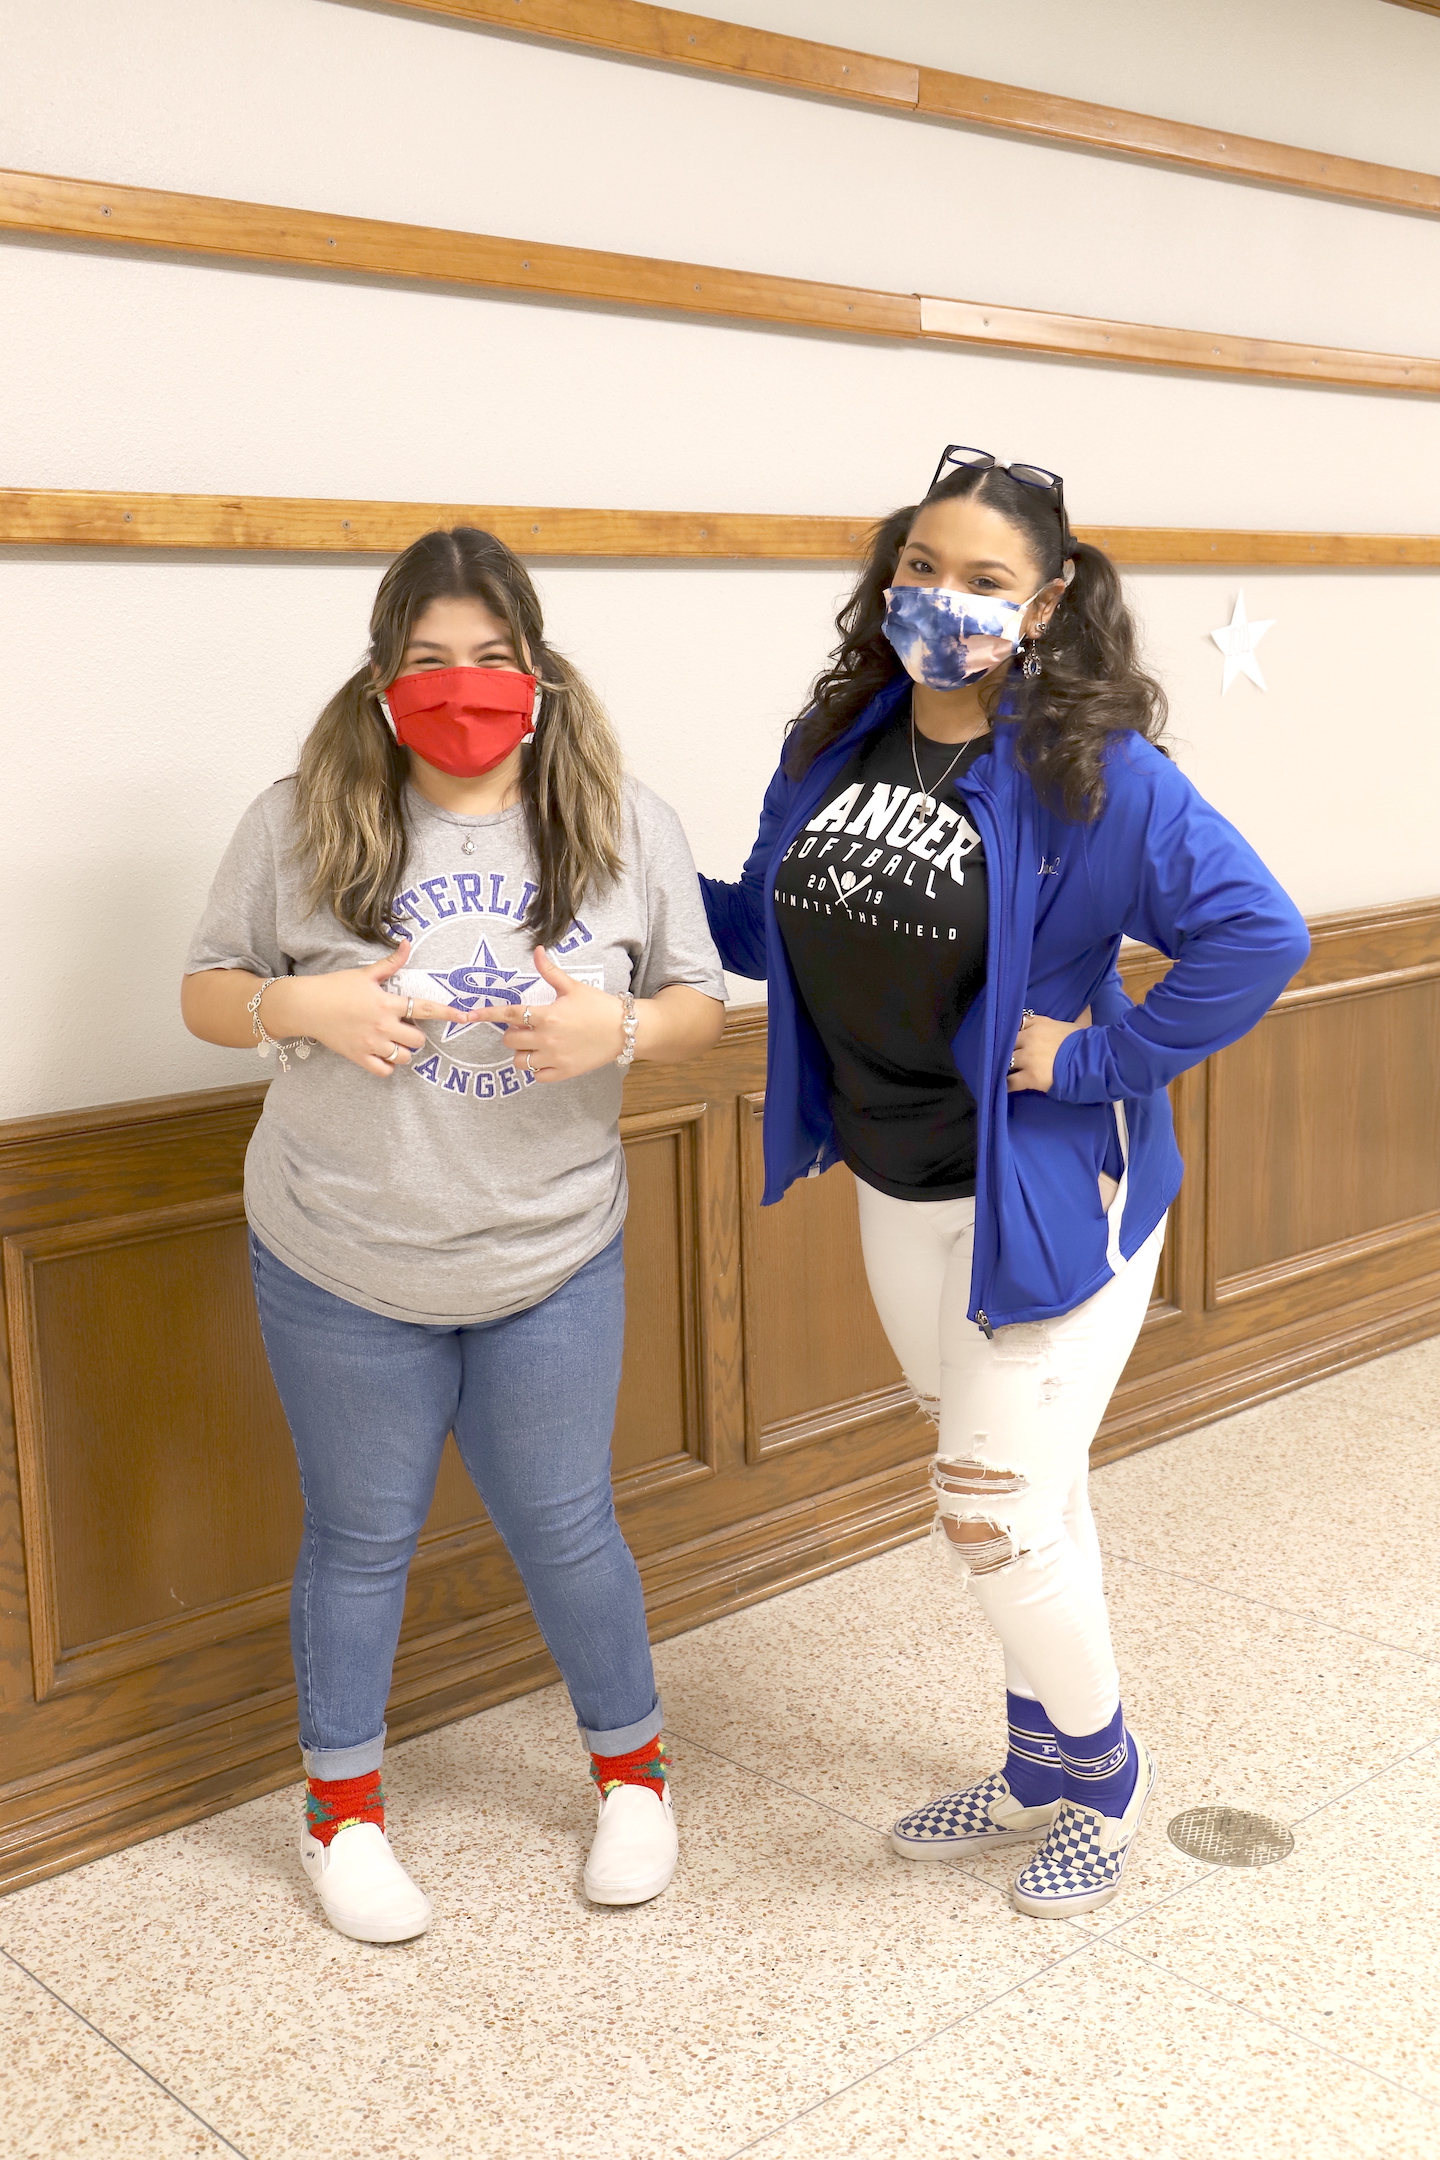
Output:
[184, 527, 724, 1944]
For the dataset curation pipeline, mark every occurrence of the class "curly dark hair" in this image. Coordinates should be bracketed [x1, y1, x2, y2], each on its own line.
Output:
[785, 463, 1169, 819]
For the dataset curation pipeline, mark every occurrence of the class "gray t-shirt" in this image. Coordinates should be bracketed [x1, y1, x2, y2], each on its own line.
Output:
[186, 777, 725, 1324]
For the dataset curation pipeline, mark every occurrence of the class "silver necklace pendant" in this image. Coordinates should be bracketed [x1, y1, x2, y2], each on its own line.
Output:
[461, 837, 476, 855]
[910, 715, 972, 807]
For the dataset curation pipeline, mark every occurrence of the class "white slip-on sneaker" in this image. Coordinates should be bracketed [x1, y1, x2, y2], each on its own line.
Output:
[891, 1772, 1061, 1860]
[1010, 1735, 1157, 1919]
[300, 1820, 433, 1942]
[583, 1782, 679, 1906]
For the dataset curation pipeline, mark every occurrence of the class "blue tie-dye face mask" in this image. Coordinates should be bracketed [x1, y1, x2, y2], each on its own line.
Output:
[881, 583, 1044, 691]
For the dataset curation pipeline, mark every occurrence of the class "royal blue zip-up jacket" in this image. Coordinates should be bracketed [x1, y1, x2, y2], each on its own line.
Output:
[700, 676, 1310, 1331]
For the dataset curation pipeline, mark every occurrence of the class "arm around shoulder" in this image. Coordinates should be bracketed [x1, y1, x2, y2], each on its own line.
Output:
[699, 753, 797, 981]
[625, 781, 729, 1061]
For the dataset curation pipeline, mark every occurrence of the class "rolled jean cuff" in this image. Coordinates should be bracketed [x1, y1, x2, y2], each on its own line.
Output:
[580, 1698, 663, 1756]
[302, 1728, 387, 1781]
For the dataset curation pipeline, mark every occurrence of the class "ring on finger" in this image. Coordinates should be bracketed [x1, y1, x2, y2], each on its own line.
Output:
[518, 1048, 531, 1072]
[521, 1007, 534, 1028]
[385, 1041, 402, 1063]
[404, 997, 414, 1022]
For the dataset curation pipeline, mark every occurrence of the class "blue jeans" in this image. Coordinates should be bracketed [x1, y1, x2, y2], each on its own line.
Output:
[249, 1230, 660, 1778]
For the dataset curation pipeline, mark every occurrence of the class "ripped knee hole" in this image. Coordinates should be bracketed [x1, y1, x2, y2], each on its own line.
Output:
[938, 1516, 1020, 1574]
[932, 1457, 1028, 1498]
[931, 1460, 1028, 1575]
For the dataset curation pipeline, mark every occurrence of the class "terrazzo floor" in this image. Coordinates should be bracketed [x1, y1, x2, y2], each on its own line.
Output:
[4, 1337, 1438, 2160]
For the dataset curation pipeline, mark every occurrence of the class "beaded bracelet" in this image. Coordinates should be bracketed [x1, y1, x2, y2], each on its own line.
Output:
[615, 991, 639, 1071]
[247, 979, 316, 1075]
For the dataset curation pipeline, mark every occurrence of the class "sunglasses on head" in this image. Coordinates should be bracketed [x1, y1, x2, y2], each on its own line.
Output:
[927, 445, 1070, 545]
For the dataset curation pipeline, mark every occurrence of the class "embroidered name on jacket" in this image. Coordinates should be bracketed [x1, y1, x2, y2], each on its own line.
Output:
[774, 779, 982, 939]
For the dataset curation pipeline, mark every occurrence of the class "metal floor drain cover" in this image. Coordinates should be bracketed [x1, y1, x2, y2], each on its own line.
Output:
[1168, 1806, 1294, 1867]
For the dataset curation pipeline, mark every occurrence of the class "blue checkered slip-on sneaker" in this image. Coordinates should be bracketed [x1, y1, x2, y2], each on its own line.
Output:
[891, 1772, 1061, 1860]
[1009, 1735, 1156, 1918]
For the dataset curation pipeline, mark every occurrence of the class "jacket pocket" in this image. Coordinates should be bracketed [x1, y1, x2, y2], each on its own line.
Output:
[1101, 1100, 1130, 1273]
[986, 1092, 1121, 1319]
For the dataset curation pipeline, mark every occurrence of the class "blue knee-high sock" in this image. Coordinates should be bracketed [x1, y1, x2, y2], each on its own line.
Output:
[1054, 1702, 1137, 1818]
[1002, 1691, 1062, 1805]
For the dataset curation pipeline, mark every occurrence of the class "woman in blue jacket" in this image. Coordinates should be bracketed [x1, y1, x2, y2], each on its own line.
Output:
[701, 446, 1308, 1919]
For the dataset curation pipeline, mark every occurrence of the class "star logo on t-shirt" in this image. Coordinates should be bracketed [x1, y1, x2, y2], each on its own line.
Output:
[428, 939, 540, 1040]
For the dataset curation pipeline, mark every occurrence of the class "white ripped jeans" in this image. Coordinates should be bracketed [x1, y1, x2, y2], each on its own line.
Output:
[856, 1183, 1165, 1736]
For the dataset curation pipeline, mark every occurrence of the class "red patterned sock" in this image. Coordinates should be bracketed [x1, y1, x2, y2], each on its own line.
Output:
[589, 1733, 670, 1801]
[306, 1769, 384, 1846]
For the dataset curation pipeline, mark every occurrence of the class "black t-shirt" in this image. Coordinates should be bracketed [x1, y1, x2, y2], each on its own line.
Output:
[774, 710, 990, 1200]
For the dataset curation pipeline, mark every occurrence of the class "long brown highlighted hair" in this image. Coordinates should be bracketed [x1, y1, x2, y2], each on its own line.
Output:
[294, 528, 624, 945]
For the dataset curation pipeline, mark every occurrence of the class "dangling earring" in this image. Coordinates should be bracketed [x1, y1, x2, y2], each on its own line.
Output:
[1021, 635, 1042, 680]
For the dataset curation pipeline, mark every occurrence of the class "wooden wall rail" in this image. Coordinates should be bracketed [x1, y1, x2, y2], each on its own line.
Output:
[4, 490, 1439, 568]
[1, 897, 1437, 1891]
[3, 168, 1437, 397]
[0, 491, 867, 561]
[377, 0, 1440, 221]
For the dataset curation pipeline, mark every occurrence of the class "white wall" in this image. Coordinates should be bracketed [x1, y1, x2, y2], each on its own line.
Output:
[2, 0, 1438, 1119]
[704, 0, 1440, 171]
[5, 0, 1440, 356]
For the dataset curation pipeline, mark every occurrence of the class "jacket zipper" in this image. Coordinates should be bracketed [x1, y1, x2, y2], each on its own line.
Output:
[765, 700, 907, 1193]
[953, 768, 1010, 1335]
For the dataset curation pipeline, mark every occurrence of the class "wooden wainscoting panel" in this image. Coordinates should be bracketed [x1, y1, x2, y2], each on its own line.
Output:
[1281, 895, 1440, 989]
[737, 1094, 910, 1461]
[1164, 1059, 1210, 1326]
[1098, 898, 1440, 1462]
[4, 1195, 297, 1700]
[410, 1098, 723, 1540]
[2, 906, 1438, 1890]
[1143, 1204, 1183, 1326]
[611, 1103, 710, 1491]
[420, 1437, 488, 1538]
[0, 1082, 266, 1228]
[1206, 966, 1440, 1308]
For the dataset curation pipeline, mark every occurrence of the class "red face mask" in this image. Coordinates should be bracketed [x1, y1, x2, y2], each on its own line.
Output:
[382, 666, 537, 778]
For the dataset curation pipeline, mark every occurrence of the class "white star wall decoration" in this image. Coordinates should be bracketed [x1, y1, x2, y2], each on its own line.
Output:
[1210, 590, 1275, 693]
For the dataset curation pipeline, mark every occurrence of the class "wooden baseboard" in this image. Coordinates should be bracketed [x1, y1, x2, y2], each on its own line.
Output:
[1096, 1268, 1440, 1466]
